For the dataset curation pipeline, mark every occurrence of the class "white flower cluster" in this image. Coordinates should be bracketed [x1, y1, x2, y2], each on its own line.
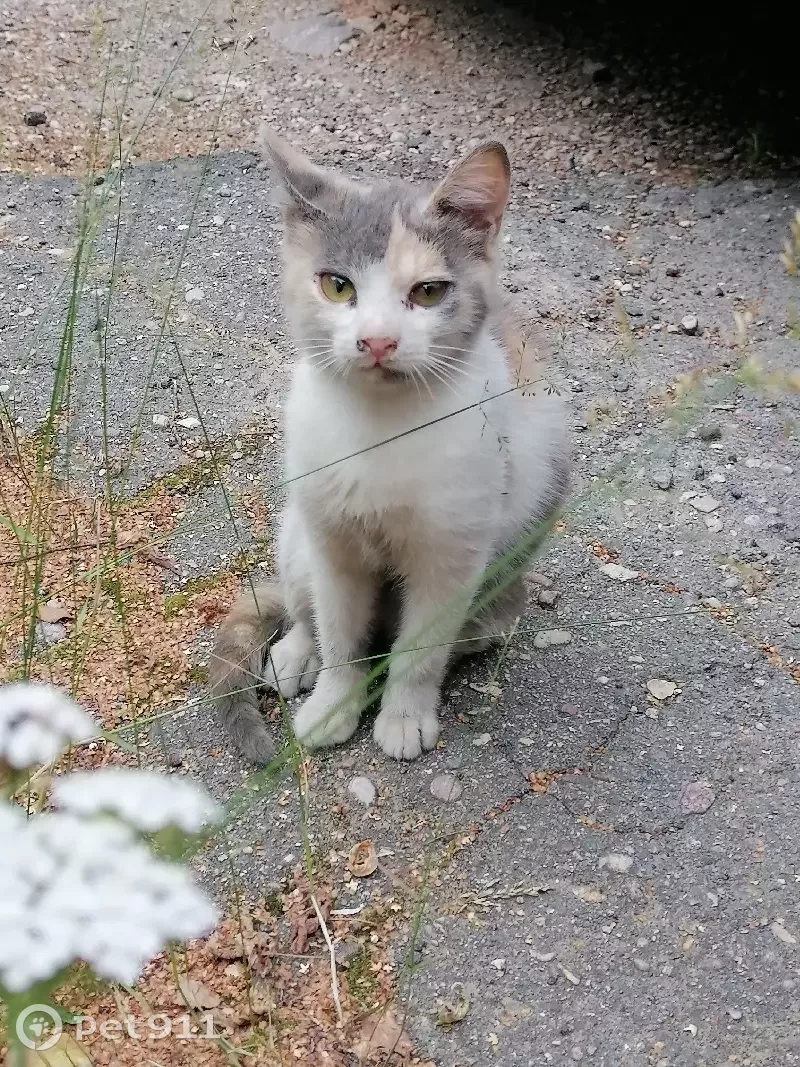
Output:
[0, 805, 218, 992]
[53, 768, 223, 834]
[0, 682, 97, 769]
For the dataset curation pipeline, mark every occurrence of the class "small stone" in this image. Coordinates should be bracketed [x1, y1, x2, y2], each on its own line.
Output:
[665, 264, 681, 277]
[24, 106, 48, 126]
[600, 562, 639, 582]
[152, 413, 170, 428]
[681, 314, 699, 335]
[680, 780, 715, 814]
[334, 939, 361, 965]
[647, 678, 677, 701]
[34, 621, 66, 647]
[177, 416, 201, 430]
[537, 588, 560, 609]
[771, 921, 797, 946]
[528, 572, 552, 587]
[599, 853, 633, 873]
[350, 16, 379, 33]
[268, 13, 358, 57]
[723, 575, 741, 590]
[690, 494, 721, 514]
[568, 196, 590, 212]
[185, 287, 204, 303]
[472, 733, 492, 747]
[533, 628, 573, 650]
[633, 957, 650, 973]
[701, 596, 723, 609]
[347, 776, 376, 806]
[650, 467, 673, 490]
[173, 87, 196, 102]
[698, 422, 722, 441]
[560, 703, 579, 716]
[430, 774, 462, 803]
[727, 1008, 743, 1021]
[582, 58, 612, 82]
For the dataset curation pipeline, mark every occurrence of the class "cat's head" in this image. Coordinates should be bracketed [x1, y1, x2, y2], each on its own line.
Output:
[261, 130, 510, 391]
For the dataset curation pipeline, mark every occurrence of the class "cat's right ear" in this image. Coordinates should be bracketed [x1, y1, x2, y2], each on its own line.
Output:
[258, 127, 334, 219]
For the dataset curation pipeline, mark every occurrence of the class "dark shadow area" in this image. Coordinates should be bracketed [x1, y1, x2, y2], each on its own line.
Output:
[525, 0, 799, 157]
[443, 0, 800, 167]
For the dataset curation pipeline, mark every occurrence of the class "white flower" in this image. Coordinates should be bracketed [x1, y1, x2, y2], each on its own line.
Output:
[0, 682, 97, 768]
[52, 768, 223, 834]
[0, 810, 218, 992]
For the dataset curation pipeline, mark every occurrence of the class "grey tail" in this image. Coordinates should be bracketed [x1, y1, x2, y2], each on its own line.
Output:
[209, 582, 286, 765]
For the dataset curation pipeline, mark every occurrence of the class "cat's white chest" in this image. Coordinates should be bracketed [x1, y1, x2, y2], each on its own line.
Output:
[285, 367, 505, 522]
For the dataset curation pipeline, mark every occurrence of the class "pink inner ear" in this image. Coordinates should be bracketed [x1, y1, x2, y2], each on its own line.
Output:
[431, 144, 510, 235]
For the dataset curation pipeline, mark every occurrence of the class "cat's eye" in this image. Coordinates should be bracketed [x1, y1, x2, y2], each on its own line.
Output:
[408, 280, 450, 307]
[319, 273, 355, 303]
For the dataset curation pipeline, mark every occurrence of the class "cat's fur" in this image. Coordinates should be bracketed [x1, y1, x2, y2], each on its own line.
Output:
[209, 132, 569, 763]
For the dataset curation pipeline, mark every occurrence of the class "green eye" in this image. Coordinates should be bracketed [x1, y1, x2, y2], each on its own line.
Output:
[409, 280, 450, 307]
[319, 273, 355, 303]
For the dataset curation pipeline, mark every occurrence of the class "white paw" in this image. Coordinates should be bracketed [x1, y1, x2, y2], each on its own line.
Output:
[293, 685, 360, 749]
[263, 627, 318, 698]
[373, 690, 440, 761]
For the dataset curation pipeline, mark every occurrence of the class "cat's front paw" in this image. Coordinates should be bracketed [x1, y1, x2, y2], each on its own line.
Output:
[263, 626, 319, 698]
[373, 688, 440, 760]
[293, 685, 360, 749]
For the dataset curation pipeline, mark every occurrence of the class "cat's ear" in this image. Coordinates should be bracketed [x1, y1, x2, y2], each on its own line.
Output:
[258, 126, 337, 219]
[428, 142, 510, 243]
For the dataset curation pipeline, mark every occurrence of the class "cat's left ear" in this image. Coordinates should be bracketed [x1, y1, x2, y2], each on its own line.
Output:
[258, 126, 339, 219]
[428, 142, 510, 245]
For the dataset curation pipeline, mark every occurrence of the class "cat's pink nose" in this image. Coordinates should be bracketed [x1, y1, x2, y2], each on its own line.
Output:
[357, 336, 398, 365]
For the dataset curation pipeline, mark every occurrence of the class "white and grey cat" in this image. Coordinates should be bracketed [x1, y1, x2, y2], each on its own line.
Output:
[210, 131, 568, 763]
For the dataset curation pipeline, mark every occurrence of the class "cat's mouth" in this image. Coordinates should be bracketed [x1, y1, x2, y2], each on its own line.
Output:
[361, 364, 407, 382]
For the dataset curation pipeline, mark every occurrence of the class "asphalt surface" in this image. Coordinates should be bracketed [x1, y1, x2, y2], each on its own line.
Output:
[1, 2, 799, 1064]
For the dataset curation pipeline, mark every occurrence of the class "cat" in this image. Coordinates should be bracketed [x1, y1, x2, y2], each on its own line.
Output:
[209, 130, 569, 764]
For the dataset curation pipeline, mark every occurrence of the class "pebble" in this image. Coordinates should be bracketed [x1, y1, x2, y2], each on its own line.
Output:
[177, 416, 201, 429]
[24, 106, 47, 126]
[350, 16, 379, 34]
[680, 314, 699, 335]
[173, 87, 196, 102]
[679, 780, 716, 814]
[665, 264, 681, 277]
[600, 562, 638, 582]
[633, 957, 650, 973]
[723, 575, 741, 590]
[647, 678, 677, 700]
[347, 775, 376, 806]
[537, 588, 560, 609]
[34, 621, 66, 647]
[771, 921, 797, 946]
[582, 58, 612, 82]
[698, 422, 722, 441]
[690, 494, 721, 514]
[650, 468, 673, 490]
[185, 287, 204, 303]
[533, 628, 573, 650]
[472, 733, 492, 747]
[267, 13, 358, 56]
[152, 413, 170, 428]
[599, 853, 633, 873]
[727, 1008, 743, 1021]
[430, 774, 463, 803]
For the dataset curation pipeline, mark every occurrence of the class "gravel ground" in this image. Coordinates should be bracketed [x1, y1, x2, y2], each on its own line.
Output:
[2, 2, 800, 1065]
